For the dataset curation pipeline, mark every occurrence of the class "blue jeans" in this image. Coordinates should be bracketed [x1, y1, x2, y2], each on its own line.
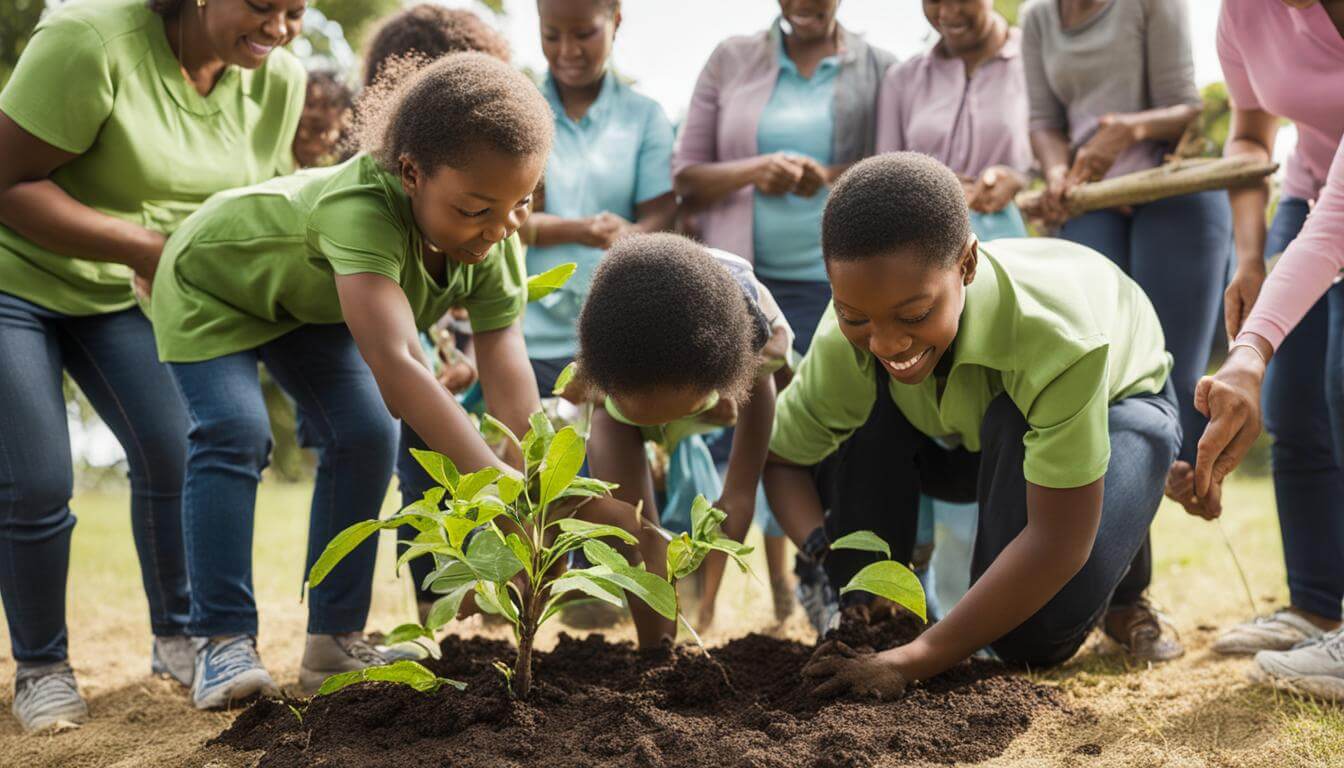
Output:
[170, 324, 398, 637]
[0, 292, 189, 663]
[814, 377, 1180, 666]
[1263, 198, 1344, 621]
[756, 276, 832, 357]
[1060, 190, 1231, 467]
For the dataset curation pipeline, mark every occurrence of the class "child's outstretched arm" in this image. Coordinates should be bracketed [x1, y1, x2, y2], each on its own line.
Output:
[336, 272, 507, 473]
[474, 321, 541, 467]
[697, 375, 776, 626]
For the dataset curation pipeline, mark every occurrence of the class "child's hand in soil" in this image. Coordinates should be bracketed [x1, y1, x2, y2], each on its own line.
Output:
[803, 640, 908, 701]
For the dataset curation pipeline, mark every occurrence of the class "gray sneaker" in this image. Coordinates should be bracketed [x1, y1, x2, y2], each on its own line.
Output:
[298, 633, 391, 695]
[151, 636, 200, 687]
[1252, 628, 1344, 701]
[1213, 610, 1328, 655]
[794, 555, 839, 637]
[191, 635, 280, 710]
[13, 662, 89, 733]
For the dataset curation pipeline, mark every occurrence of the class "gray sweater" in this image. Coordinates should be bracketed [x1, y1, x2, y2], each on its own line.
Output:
[1021, 0, 1202, 177]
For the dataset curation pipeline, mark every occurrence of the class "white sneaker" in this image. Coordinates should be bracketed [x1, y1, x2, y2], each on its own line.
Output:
[13, 662, 89, 733]
[298, 633, 390, 695]
[1251, 628, 1344, 701]
[1212, 609, 1328, 655]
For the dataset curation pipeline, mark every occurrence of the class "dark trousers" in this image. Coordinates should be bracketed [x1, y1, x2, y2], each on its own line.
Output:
[815, 381, 1180, 667]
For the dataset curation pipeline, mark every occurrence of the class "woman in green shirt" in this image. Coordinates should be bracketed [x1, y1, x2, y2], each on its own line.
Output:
[765, 153, 1181, 697]
[0, 0, 304, 732]
[149, 53, 639, 710]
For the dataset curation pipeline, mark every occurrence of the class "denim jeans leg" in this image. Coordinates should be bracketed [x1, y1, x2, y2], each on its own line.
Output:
[0, 293, 77, 663]
[170, 352, 273, 638]
[261, 325, 398, 635]
[1262, 198, 1344, 621]
[979, 388, 1179, 667]
[62, 308, 190, 638]
[757, 277, 832, 356]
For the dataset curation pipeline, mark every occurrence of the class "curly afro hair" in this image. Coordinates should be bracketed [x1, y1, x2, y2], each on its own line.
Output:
[363, 4, 510, 86]
[360, 52, 553, 176]
[822, 152, 971, 268]
[577, 234, 760, 403]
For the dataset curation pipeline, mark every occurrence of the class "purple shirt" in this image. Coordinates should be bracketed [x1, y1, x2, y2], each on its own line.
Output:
[875, 26, 1032, 178]
[673, 21, 894, 263]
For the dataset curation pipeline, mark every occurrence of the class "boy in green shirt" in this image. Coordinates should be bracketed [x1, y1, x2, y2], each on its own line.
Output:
[766, 153, 1181, 698]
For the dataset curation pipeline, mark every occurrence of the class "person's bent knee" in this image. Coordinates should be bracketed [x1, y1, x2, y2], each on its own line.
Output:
[187, 409, 272, 475]
[0, 465, 75, 534]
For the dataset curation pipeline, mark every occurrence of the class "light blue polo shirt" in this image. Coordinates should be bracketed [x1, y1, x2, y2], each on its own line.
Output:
[523, 70, 675, 361]
[751, 37, 839, 284]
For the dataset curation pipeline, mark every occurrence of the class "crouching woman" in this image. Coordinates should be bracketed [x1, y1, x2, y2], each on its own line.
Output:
[765, 153, 1180, 696]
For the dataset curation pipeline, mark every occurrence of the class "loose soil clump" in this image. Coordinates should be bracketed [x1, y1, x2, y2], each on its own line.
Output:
[212, 615, 1078, 767]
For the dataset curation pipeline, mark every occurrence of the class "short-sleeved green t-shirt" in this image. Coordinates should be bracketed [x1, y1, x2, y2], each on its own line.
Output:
[770, 238, 1173, 490]
[152, 153, 528, 363]
[0, 0, 306, 316]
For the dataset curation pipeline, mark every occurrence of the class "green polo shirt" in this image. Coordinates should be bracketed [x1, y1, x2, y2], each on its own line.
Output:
[770, 238, 1172, 489]
[152, 153, 527, 362]
[0, 0, 305, 316]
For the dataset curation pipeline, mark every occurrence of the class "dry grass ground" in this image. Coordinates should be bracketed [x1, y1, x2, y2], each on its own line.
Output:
[0, 475, 1340, 767]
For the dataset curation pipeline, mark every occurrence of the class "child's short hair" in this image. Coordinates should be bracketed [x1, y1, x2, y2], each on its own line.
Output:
[304, 70, 354, 113]
[822, 152, 971, 268]
[361, 52, 553, 175]
[577, 233, 759, 403]
[363, 4, 510, 87]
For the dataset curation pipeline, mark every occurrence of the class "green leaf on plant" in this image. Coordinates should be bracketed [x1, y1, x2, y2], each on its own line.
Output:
[479, 413, 522, 455]
[552, 516, 638, 545]
[497, 473, 525, 504]
[581, 539, 630, 571]
[549, 571, 625, 607]
[539, 427, 585, 508]
[424, 560, 475, 594]
[396, 540, 454, 573]
[442, 516, 479, 550]
[840, 560, 928, 623]
[667, 534, 709, 581]
[829, 531, 892, 559]
[425, 582, 475, 631]
[526, 262, 577, 302]
[505, 533, 532, 573]
[383, 622, 435, 647]
[308, 517, 414, 589]
[473, 580, 519, 624]
[464, 530, 525, 582]
[315, 660, 465, 696]
[410, 449, 459, 493]
[551, 361, 578, 396]
[584, 564, 677, 620]
[456, 467, 502, 502]
[690, 495, 727, 541]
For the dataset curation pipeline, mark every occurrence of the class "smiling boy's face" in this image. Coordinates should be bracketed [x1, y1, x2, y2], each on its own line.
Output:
[827, 239, 977, 386]
[401, 147, 546, 266]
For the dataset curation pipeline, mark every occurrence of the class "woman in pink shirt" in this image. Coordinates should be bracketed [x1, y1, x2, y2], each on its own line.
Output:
[1187, 0, 1344, 702]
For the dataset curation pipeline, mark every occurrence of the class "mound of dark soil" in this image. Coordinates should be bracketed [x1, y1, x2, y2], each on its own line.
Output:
[212, 616, 1076, 767]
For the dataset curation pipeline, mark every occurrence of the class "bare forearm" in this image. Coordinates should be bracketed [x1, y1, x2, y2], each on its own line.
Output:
[1111, 104, 1200, 144]
[0, 180, 162, 271]
[762, 457, 825, 545]
[1029, 129, 1072, 178]
[526, 213, 591, 248]
[1225, 139, 1272, 269]
[719, 379, 775, 541]
[675, 158, 760, 211]
[631, 192, 677, 235]
[475, 324, 541, 467]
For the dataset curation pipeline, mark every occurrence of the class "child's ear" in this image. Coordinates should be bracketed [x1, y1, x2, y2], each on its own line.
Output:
[398, 155, 420, 197]
[960, 237, 979, 286]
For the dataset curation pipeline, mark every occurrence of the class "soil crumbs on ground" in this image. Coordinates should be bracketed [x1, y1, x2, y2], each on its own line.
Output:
[213, 614, 1081, 767]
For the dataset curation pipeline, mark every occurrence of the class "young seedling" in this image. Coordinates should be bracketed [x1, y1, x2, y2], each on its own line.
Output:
[308, 411, 705, 700]
[828, 531, 928, 623]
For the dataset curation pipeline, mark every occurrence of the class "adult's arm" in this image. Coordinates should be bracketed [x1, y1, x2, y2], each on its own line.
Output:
[1220, 107, 1278, 339]
[335, 272, 509, 474]
[0, 114, 164, 278]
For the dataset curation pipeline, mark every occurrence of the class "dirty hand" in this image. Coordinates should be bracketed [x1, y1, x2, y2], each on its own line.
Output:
[1192, 345, 1268, 518]
[1027, 166, 1074, 229]
[1223, 262, 1266, 340]
[437, 357, 478, 394]
[753, 153, 805, 196]
[1066, 115, 1136, 187]
[803, 640, 908, 700]
[792, 156, 830, 198]
[968, 166, 1025, 214]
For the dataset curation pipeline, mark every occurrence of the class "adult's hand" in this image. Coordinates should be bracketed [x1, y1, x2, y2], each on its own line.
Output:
[793, 156, 829, 198]
[968, 166, 1025, 214]
[1066, 115, 1136, 187]
[1223, 261, 1267, 340]
[1192, 344, 1269, 518]
[802, 640, 908, 700]
[753, 153, 805, 196]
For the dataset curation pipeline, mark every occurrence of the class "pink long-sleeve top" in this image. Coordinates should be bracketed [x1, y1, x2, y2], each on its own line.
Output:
[874, 26, 1032, 178]
[1219, 0, 1344, 350]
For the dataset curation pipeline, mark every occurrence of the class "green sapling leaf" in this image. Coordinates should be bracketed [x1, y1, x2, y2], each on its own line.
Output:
[464, 529, 525, 582]
[425, 582, 475, 631]
[409, 449, 459, 492]
[551, 517, 638, 545]
[539, 427, 585, 508]
[551, 361, 578, 396]
[315, 660, 465, 696]
[526, 262, 577, 302]
[829, 531, 893, 558]
[840, 560, 928, 623]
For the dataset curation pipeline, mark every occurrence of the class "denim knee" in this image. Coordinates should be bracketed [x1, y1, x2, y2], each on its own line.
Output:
[187, 407, 272, 478]
[0, 461, 74, 538]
